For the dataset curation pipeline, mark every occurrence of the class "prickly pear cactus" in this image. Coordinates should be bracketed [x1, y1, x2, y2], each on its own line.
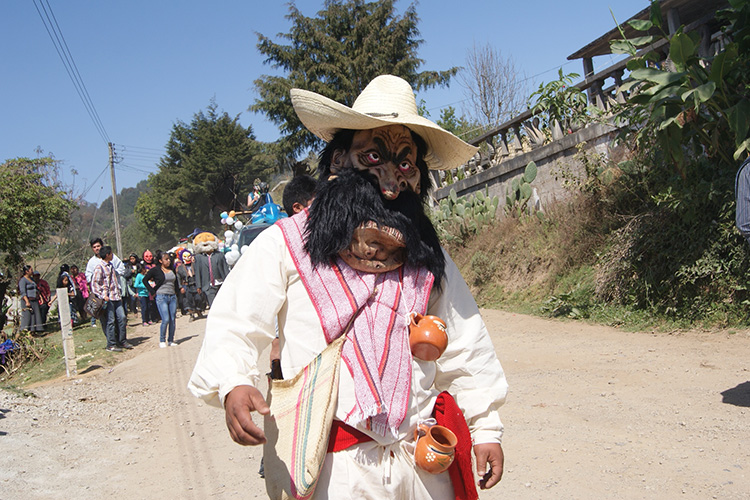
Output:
[505, 161, 539, 217]
[432, 186, 500, 243]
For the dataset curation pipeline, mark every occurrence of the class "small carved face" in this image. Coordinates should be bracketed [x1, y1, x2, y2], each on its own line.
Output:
[331, 125, 420, 200]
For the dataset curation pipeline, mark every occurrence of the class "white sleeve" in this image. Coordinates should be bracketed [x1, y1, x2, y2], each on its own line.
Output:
[112, 254, 126, 276]
[85, 256, 98, 284]
[188, 226, 289, 408]
[429, 250, 508, 445]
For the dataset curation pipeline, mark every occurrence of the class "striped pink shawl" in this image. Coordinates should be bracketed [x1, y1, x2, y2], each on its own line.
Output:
[278, 211, 434, 437]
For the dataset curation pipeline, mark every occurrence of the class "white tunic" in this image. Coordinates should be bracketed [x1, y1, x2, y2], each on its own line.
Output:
[188, 225, 508, 497]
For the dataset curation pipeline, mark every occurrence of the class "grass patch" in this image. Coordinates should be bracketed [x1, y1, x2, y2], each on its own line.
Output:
[0, 322, 122, 390]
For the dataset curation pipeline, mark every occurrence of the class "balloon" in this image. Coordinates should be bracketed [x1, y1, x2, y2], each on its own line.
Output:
[220, 211, 228, 219]
[225, 249, 241, 266]
[224, 230, 234, 240]
[229, 210, 236, 218]
[221, 217, 227, 225]
[241, 245, 250, 254]
[226, 216, 235, 225]
[234, 220, 243, 230]
[231, 244, 239, 252]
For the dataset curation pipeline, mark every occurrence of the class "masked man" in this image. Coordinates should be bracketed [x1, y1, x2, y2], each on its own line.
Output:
[189, 75, 508, 500]
[193, 232, 230, 307]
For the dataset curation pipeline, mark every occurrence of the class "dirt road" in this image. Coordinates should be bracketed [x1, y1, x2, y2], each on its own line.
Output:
[2, 310, 748, 499]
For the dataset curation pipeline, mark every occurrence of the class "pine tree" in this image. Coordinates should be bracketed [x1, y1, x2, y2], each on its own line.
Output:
[252, 0, 458, 155]
[135, 101, 273, 240]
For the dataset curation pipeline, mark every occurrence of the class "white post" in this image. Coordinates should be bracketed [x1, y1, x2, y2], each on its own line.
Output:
[56, 288, 77, 377]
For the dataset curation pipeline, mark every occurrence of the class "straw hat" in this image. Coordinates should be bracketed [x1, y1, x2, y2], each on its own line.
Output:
[290, 75, 478, 171]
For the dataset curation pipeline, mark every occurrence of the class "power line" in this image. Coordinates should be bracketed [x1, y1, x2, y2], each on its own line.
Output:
[33, 0, 110, 144]
[118, 144, 166, 153]
[78, 165, 109, 199]
[117, 163, 155, 175]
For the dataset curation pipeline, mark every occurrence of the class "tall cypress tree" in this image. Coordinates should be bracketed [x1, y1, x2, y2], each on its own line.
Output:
[252, 0, 457, 155]
[135, 102, 273, 240]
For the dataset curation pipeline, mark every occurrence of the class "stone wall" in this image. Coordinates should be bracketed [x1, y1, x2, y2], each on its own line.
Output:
[433, 123, 619, 213]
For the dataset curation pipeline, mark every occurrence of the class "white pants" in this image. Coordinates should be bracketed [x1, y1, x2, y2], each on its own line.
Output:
[312, 440, 454, 500]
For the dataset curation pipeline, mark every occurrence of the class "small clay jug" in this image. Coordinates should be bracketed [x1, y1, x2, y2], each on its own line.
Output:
[409, 313, 448, 361]
[413, 422, 457, 474]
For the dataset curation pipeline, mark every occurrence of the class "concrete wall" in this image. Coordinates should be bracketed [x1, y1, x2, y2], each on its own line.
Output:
[433, 123, 619, 213]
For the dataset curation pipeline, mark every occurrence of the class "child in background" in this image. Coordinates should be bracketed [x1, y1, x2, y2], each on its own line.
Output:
[56, 273, 78, 325]
[133, 265, 151, 327]
[70, 265, 89, 323]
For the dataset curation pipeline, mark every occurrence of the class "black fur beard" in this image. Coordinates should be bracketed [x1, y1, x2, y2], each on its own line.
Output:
[304, 169, 445, 286]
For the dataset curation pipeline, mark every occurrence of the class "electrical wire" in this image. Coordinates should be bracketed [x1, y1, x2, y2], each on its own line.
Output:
[77, 165, 109, 200]
[33, 0, 110, 145]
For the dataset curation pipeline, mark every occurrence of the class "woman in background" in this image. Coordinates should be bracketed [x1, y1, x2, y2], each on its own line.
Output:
[144, 251, 178, 348]
[19, 265, 44, 334]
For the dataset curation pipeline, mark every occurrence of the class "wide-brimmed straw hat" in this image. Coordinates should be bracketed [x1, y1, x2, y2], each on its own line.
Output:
[290, 75, 478, 171]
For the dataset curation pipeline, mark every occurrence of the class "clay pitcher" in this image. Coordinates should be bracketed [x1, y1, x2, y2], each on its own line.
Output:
[409, 313, 448, 361]
[413, 422, 457, 474]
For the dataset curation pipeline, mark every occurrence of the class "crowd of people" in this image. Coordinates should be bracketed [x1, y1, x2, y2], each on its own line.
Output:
[16, 238, 215, 351]
[15, 174, 319, 353]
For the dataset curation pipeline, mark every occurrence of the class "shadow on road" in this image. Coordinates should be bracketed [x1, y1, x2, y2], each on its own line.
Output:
[721, 381, 750, 407]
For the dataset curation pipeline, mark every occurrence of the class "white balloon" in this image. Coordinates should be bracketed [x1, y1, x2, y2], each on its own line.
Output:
[240, 245, 250, 254]
[224, 230, 234, 240]
[234, 220, 244, 230]
[231, 244, 239, 252]
[225, 252, 239, 266]
[226, 216, 235, 225]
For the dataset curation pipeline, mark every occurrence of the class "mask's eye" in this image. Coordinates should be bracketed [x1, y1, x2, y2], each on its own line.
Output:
[365, 152, 380, 164]
[398, 161, 412, 172]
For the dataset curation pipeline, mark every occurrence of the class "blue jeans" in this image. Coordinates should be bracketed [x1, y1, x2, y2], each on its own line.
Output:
[102, 299, 127, 347]
[155, 294, 177, 343]
[139, 296, 150, 323]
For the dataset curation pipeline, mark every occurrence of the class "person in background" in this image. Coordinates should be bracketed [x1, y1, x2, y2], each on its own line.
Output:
[70, 264, 89, 323]
[171, 251, 185, 317]
[176, 249, 203, 322]
[125, 253, 140, 316]
[133, 265, 152, 327]
[19, 265, 44, 334]
[735, 156, 750, 246]
[33, 271, 51, 327]
[144, 250, 179, 348]
[282, 174, 317, 216]
[85, 238, 126, 327]
[92, 245, 132, 352]
[142, 249, 161, 324]
[247, 182, 261, 210]
[56, 272, 78, 325]
[194, 234, 229, 308]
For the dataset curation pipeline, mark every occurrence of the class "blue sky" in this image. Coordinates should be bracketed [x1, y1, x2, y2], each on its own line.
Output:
[2, 0, 648, 204]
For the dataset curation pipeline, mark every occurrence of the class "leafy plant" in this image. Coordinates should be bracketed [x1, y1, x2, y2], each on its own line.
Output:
[612, 0, 750, 171]
[528, 69, 589, 131]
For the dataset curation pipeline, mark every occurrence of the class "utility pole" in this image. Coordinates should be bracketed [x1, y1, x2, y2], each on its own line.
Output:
[108, 142, 123, 257]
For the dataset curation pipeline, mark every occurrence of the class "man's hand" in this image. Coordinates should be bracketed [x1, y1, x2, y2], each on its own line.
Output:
[474, 443, 504, 490]
[224, 385, 270, 446]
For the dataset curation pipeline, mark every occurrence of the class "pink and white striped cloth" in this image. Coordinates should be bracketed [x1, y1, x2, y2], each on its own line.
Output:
[278, 211, 434, 437]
